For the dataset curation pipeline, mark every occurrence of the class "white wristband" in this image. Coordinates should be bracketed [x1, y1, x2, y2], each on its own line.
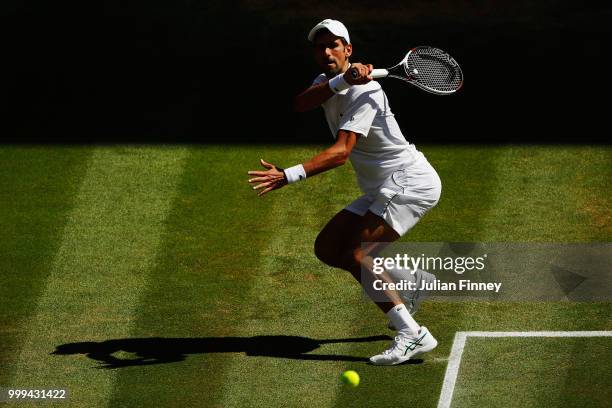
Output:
[328, 74, 350, 94]
[284, 164, 307, 184]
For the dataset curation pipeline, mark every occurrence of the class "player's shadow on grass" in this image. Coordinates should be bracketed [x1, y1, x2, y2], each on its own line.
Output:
[52, 335, 393, 369]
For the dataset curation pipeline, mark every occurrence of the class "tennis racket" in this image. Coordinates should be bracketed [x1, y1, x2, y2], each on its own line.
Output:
[352, 46, 463, 95]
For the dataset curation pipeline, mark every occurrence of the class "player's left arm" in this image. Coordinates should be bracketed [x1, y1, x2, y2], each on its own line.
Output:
[247, 130, 358, 197]
[303, 130, 358, 176]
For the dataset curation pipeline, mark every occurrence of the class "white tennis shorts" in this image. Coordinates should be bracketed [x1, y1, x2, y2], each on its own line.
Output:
[345, 156, 442, 236]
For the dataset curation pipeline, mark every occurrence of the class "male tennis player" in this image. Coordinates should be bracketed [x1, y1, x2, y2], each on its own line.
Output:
[248, 19, 441, 365]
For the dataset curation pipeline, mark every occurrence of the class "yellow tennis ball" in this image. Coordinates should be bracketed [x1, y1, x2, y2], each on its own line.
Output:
[340, 370, 360, 387]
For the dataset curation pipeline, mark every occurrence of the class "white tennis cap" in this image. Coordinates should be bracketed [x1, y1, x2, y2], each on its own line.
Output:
[308, 19, 350, 44]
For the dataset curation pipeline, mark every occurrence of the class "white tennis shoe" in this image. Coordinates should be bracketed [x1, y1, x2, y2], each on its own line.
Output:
[369, 326, 438, 366]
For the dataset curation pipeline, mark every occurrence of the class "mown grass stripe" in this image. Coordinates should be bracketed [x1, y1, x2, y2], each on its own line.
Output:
[6, 146, 187, 407]
[106, 146, 278, 407]
[0, 146, 91, 385]
[216, 146, 368, 408]
[408, 146, 505, 242]
[479, 146, 610, 241]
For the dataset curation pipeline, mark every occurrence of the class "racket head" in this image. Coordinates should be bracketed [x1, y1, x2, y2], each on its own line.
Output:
[387, 46, 463, 95]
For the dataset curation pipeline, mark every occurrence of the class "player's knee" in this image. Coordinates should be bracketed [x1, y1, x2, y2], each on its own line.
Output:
[337, 247, 364, 273]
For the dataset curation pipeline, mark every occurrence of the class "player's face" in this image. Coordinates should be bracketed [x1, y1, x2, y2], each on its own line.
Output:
[312, 31, 352, 76]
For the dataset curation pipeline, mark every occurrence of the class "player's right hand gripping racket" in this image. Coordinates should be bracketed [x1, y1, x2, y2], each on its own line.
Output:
[352, 46, 463, 95]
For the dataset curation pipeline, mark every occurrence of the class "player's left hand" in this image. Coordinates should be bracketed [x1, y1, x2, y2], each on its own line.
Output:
[247, 159, 287, 197]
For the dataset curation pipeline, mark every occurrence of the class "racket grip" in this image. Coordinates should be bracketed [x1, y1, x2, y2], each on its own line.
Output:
[370, 69, 389, 79]
[351, 68, 389, 79]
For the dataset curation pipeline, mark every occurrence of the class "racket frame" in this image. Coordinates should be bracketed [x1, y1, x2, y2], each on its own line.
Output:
[353, 46, 463, 95]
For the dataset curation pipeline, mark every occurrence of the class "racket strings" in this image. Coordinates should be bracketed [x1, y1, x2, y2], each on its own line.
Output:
[405, 48, 462, 93]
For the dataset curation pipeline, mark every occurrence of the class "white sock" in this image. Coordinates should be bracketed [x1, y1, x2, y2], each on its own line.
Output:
[386, 304, 420, 335]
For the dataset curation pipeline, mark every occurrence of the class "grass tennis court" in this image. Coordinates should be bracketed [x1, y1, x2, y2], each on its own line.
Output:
[0, 145, 610, 407]
[448, 334, 612, 408]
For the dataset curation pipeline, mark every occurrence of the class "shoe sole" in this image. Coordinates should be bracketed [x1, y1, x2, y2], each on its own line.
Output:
[369, 338, 438, 366]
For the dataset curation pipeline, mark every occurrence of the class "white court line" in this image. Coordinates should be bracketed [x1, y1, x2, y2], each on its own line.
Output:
[437, 331, 612, 408]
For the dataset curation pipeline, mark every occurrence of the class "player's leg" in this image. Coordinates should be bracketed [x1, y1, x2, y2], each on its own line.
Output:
[315, 206, 403, 310]
[363, 162, 442, 365]
[314, 165, 441, 365]
[315, 206, 408, 319]
[333, 209, 402, 310]
[317, 206, 434, 316]
[315, 203, 424, 317]
[334, 210, 437, 365]
[315, 193, 401, 268]
[314, 208, 364, 270]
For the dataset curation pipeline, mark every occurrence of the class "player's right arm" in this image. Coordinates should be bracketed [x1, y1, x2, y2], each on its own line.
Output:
[293, 63, 373, 112]
[293, 81, 335, 113]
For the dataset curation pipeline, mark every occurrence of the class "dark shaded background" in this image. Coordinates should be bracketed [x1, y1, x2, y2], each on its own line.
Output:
[3, 1, 611, 143]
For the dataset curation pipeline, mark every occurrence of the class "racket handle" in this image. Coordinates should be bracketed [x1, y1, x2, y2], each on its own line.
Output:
[370, 69, 389, 79]
[350, 67, 389, 79]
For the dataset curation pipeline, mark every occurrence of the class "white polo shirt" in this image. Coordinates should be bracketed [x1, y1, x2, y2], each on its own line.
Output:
[313, 73, 424, 195]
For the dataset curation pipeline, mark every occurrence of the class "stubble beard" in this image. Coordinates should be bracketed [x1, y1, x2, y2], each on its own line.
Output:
[324, 60, 348, 78]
